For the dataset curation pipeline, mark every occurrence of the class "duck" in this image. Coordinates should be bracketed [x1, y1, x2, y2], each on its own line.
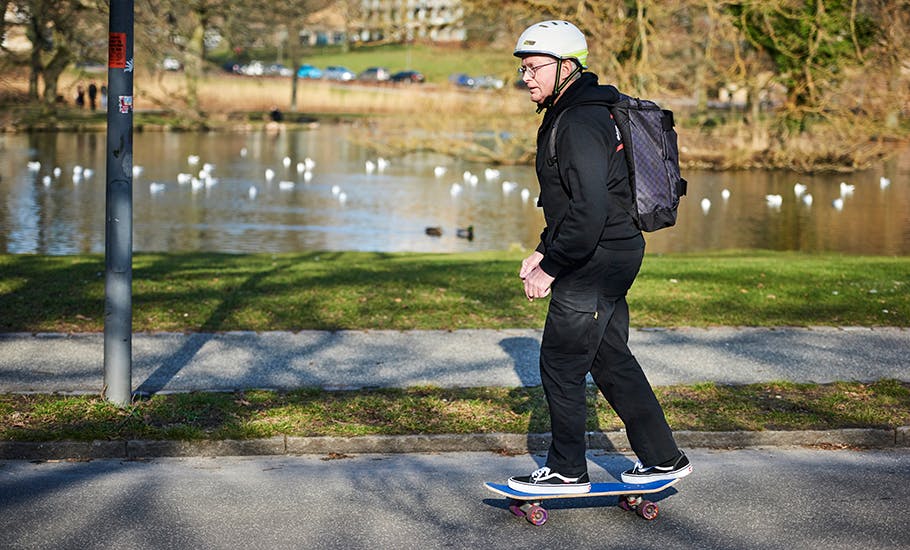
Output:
[793, 182, 807, 197]
[456, 225, 474, 240]
[721, 188, 731, 201]
[425, 226, 443, 237]
[484, 168, 501, 181]
[700, 198, 711, 215]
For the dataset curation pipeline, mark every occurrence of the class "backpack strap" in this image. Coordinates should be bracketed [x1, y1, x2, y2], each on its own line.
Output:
[545, 99, 639, 227]
[547, 101, 614, 166]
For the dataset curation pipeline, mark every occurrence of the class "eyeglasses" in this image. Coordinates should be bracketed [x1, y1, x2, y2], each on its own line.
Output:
[518, 60, 559, 78]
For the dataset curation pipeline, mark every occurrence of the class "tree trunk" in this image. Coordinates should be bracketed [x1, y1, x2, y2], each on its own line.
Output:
[25, 14, 44, 101]
[0, 0, 9, 43]
[184, 19, 205, 115]
[288, 24, 301, 113]
[41, 43, 72, 107]
[635, 0, 649, 95]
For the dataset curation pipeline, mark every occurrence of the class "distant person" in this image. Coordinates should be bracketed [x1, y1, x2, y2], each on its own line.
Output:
[269, 105, 283, 122]
[88, 82, 98, 111]
[100, 85, 108, 110]
[507, 20, 692, 495]
[266, 105, 285, 135]
[75, 85, 85, 108]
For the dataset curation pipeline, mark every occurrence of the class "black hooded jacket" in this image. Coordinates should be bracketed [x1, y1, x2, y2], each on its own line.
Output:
[535, 72, 643, 278]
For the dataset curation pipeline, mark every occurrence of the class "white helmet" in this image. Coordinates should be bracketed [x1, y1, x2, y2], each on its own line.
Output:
[514, 20, 588, 69]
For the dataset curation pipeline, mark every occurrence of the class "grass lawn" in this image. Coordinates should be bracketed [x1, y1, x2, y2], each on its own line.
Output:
[0, 250, 907, 333]
[1, 249, 907, 442]
[1, 380, 908, 442]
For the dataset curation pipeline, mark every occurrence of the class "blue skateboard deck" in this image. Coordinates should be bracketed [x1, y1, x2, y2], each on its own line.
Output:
[484, 478, 678, 525]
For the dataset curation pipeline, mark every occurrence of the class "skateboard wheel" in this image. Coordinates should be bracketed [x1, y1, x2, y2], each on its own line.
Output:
[509, 500, 526, 518]
[526, 505, 548, 526]
[637, 501, 659, 521]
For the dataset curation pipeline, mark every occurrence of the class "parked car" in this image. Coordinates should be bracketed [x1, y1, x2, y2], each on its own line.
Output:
[324, 65, 356, 81]
[474, 75, 505, 89]
[390, 70, 425, 84]
[358, 67, 391, 82]
[240, 61, 265, 76]
[267, 64, 294, 77]
[449, 73, 476, 88]
[297, 64, 323, 79]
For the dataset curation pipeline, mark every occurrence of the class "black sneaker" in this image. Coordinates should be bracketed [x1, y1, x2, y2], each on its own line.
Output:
[508, 466, 591, 495]
[621, 451, 692, 484]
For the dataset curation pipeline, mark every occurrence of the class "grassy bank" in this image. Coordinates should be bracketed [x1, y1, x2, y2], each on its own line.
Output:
[1, 250, 907, 333]
[2, 381, 907, 442]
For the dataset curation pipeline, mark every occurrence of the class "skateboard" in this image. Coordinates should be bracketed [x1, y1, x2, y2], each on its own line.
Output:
[484, 478, 678, 526]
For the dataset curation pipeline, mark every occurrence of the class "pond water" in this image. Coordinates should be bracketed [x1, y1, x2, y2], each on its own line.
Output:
[1, 125, 908, 256]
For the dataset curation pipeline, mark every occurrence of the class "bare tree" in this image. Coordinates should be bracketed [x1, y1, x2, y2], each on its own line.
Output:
[9, 0, 102, 107]
[861, 0, 909, 129]
[264, 0, 334, 113]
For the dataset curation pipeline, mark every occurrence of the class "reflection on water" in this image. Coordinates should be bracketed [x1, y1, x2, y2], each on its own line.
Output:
[1, 125, 908, 256]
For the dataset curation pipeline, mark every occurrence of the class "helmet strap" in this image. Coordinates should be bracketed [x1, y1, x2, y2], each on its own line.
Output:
[537, 60, 583, 113]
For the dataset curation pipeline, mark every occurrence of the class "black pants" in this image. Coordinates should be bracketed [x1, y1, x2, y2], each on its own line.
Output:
[540, 245, 679, 476]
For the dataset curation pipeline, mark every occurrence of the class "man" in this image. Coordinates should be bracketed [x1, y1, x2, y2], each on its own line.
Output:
[88, 82, 98, 111]
[508, 20, 692, 495]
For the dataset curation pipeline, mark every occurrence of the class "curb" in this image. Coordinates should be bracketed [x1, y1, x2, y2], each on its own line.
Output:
[2, 428, 908, 461]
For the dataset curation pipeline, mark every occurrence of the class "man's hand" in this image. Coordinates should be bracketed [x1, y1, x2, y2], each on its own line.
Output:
[523, 266, 554, 301]
[519, 251, 544, 279]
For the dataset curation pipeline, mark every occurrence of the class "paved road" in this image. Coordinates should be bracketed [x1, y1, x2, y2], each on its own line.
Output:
[1, 327, 907, 394]
[2, 448, 908, 549]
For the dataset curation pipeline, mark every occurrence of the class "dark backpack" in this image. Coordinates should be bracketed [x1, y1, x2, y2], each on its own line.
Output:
[548, 94, 687, 232]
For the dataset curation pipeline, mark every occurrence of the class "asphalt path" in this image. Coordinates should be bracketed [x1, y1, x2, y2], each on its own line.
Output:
[1, 327, 907, 394]
[1, 448, 908, 549]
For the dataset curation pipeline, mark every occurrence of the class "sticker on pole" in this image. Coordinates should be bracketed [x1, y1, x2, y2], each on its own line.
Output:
[109, 33, 127, 69]
[118, 95, 133, 114]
